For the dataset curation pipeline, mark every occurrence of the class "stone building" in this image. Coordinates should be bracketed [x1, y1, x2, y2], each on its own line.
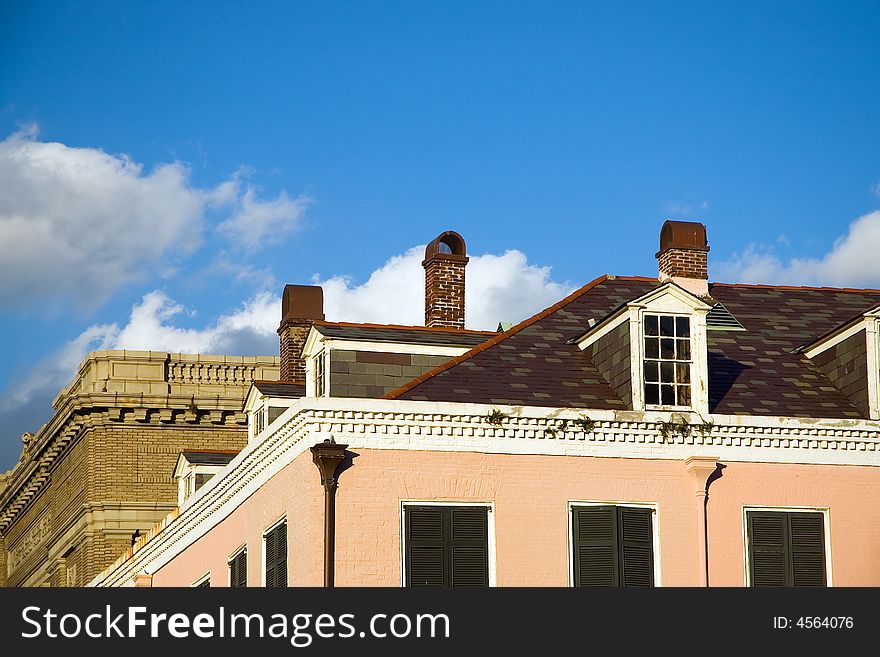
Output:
[0, 351, 278, 586]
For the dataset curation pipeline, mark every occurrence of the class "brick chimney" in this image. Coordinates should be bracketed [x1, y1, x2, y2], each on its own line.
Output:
[277, 285, 324, 381]
[656, 220, 710, 297]
[423, 230, 468, 329]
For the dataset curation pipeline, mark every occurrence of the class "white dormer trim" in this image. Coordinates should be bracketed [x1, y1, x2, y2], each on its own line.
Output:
[865, 309, 880, 421]
[577, 282, 711, 416]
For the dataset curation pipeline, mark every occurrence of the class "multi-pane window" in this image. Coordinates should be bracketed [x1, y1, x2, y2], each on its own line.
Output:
[229, 548, 247, 588]
[315, 350, 326, 397]
[571, 505, 654, 587]
[265, 521, 288, 588]
[194, 575, 210, 587]
[643, 314, 692, 407]
[404, 505, 489, 587]
[254, 406, 265, 435]
[747, 511, 826, 587]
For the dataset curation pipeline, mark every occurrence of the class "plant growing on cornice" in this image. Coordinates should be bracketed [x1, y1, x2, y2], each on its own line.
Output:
[485, 408, 508, 426]
[659, 415, 692, 442]
[573, 414, 596, 433]
[543, 414, 596, 438]
[695, 420, 714, 436]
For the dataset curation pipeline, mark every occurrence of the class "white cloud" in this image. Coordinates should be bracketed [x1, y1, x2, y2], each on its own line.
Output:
[714, 211, 880, 287]
[217, 183, 310, 251]
[317, 246, 575, 330]
[872, 182, 880, 197]
[0, 243, 572, 468]
[0, 128, 307, 312]
[664, 200, 709, 216]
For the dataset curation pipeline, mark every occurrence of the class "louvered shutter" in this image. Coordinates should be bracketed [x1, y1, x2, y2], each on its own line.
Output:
[229, 553, 238, 588]
[230, 549, 247, 588]
[618, 507, 654, 587]
[406, 507, 445, 587]
[789, 513, 825, 587]
[572, 506, 618, 586]
[265, 528, 277, 588]
[748, 513, 787, 587]
[275, 522, 288, 587]
[450, 507, 489, 587]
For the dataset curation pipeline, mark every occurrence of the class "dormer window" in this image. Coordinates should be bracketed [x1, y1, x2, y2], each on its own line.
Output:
[574, 281, 711, 416]
[643, 314, 692, 407]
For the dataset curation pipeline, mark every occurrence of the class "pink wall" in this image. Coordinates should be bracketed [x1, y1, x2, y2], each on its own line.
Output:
[152, 454, 324, 587]
[152, 448, 880, 586]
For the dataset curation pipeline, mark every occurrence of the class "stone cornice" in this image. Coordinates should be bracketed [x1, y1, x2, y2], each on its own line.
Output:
[0, 399, 250, 532]
[1, 350, 278, 534]
[90, 397, 880, 587]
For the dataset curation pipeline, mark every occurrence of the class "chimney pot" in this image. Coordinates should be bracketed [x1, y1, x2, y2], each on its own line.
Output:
[278, 285, 325, 382]
[656, 220, 710, 297]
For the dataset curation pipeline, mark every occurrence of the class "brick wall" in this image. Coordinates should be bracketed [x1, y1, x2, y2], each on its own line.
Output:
[590, 322, 632, 408]
[278, 319, 314, 381]
[811, 330, 869, 416]
[424, 255, 467, 328]
[3, 418, 248, 586]
[330, 350, 449, 398]
[658, 248, 708, 280]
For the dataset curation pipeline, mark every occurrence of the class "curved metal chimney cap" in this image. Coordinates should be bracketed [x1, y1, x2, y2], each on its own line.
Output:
[658, 220, 710, 255]
[424, 230, 467, 260]
[281, 284, 325, 322]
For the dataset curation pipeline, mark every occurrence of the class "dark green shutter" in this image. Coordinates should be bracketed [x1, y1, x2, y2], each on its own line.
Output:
[748, 511, 825, 587]
[265, 527, 277, 588]
[790, 513, 824, 587]
[572, 505, 654, 587]
[450, 507, 489, 586]
[265, 522, 287, 588]
[619, 507, 654, 587]
[406, 507, 445, 587]
[275, 522, 288, 587]
[406, 506, 489, 587]
[230, 549, 247, 588]
[572, 506, 618, 586]
[748, 513, 787, 586]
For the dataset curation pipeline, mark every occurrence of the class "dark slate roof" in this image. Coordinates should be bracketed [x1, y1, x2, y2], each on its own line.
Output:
[313, 321, 495, 347]
[253, 380, 305, 398]
[180, 450, 239, 466]
[389, 276, 880, 419]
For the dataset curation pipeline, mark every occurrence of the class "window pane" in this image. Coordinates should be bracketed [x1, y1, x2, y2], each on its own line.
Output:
[660, 385, 675, 405]
[644, 384, 659, 405]
[644, 361, 659, 382]
[675, 317, 690, 337]
[645, 315, 659, 336]
[676, 385, 691, 406]
[677, 338, 691, 360]
[644, 337, 659, 359]
[660, 361, 674, 383]
[675, 362, 690, 384]
[659, 316, 675, 336]
[660, 338, 675, 359]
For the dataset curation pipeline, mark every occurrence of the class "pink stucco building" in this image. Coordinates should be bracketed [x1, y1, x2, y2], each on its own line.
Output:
[92, 222, 880, 587]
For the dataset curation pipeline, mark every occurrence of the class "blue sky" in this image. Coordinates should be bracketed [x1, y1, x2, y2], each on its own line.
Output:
[2, 1, 880, 470]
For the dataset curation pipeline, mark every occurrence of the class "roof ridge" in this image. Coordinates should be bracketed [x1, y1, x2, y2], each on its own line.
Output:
[314, 320, 497, 335]
[384, 274, 613, 400]
[710, 281, 880, 294]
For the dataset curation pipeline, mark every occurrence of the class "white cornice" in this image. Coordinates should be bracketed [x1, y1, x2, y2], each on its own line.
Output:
[89, 396, 880, 588]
